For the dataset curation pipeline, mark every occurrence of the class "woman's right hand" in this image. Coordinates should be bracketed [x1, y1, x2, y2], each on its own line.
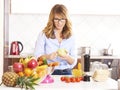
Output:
[47, 52, 58, 60]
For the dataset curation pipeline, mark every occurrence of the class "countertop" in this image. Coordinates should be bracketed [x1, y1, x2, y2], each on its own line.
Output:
[0, 75, 118, 90]
[5, 54, 120, 59]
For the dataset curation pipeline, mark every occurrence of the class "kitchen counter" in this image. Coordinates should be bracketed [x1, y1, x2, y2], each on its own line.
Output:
[5, 54, 34, 58]
[0, 75, 118, 90]
[4, 55, 120, 79]
[5, 54, 120, 59]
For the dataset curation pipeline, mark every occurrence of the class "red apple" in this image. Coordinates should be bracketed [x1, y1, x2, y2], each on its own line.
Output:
[27, 59, 38, 69]
[13, 62, 24, 73]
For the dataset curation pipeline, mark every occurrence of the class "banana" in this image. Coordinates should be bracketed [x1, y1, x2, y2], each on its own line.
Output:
[72, 69, 84, 77]
[19, 58, 24, 63]
[78, 62, 81, 70]
[36, 65, 48, 70]
[23, 56, 32, 67]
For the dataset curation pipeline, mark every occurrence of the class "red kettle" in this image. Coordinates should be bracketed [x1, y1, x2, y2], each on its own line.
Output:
[10, 41, 23, 55]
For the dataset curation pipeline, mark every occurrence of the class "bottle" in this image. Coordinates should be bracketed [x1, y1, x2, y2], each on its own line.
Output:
[84, 54, 90, 72]
[83, 54, 90, 82]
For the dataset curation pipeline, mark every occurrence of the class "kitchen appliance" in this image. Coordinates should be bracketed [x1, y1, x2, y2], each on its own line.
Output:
[79, 47, 91, 55]
[103, 44, 113, 56]
[10, 41, 23, 55]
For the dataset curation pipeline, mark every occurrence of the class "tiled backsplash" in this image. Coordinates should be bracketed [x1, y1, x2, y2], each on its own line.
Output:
[9, 14, 120, 56]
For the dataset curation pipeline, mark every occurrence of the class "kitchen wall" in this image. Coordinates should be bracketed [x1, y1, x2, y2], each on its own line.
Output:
[7, 0, 120, 56]
[9, 14, 120, 56]
[1, 0, 120, 81]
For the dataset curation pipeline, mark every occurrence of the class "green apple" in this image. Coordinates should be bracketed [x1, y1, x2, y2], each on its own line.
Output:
[57, 48, 67, 57]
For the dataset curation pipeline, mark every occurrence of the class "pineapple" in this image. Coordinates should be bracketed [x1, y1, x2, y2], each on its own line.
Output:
[16, 75, 40, 90]
[0, 72, 40, 90]
[1, 72, 19, 87]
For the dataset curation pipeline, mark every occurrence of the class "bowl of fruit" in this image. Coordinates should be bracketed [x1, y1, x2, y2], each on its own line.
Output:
[37, 56, 59, 84]
[1, 56, 59, 90]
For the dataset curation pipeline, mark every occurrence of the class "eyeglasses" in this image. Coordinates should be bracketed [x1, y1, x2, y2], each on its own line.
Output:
[53, 18, 66, 23]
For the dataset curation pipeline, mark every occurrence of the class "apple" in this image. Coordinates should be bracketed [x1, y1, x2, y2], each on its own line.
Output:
[57, 48, 67, 57]
[27, 59, 38, 69]
[13, 62, 24, 73]
[23, 56, 32, 67]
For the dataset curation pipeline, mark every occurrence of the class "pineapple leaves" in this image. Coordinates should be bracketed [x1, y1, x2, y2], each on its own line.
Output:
[16, 75, 40, 90]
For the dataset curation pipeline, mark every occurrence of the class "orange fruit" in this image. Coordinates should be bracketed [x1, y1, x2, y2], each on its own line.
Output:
[24, 68, 33, 77]
[18, 71, 24, 76]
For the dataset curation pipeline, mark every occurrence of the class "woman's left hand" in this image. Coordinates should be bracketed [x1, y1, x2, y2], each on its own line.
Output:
[59, 54, 74, 65]
[58, 54, 69, 60]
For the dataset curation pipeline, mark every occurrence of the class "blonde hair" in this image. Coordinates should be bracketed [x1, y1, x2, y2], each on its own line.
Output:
[43, 4, 72, 39]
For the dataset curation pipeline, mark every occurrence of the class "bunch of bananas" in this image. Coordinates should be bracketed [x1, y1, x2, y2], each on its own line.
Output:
[72, 63, 84, 77]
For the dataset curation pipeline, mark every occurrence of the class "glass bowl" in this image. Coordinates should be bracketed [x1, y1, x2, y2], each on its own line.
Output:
[37, 66, 55, 84]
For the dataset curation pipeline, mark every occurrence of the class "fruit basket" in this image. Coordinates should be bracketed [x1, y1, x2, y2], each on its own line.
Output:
[36, 57, 59, 84]
[1, 56, 59, 90]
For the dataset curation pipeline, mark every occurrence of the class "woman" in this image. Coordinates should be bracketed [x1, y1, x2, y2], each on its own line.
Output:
[34, 4, 77, 75]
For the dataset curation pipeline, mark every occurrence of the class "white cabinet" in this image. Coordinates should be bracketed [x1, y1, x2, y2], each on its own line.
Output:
[11, 0, 120, 15]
